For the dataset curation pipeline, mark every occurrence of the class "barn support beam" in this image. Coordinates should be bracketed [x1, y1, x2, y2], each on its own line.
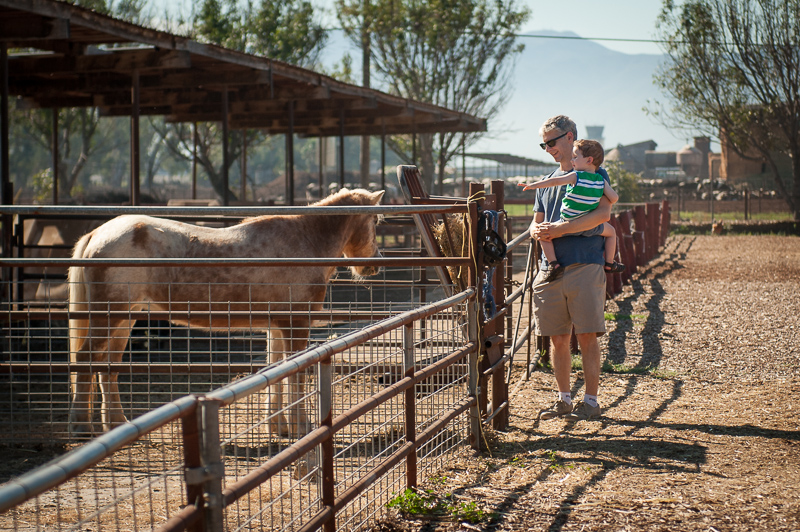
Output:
[338, 108, 345, 188]
[130, 69, 140, 206]
[221, 87, 229, 206]
[286, 100, 295, 205]
[51, 108, 58, 204]
[1, 43, 12, 305]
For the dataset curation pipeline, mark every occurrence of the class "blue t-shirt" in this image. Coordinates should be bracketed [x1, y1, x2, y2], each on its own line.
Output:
[533, 166, 610, 268]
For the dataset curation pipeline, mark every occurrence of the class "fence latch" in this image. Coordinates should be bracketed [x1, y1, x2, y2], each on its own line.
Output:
[185, 462, 224, 486]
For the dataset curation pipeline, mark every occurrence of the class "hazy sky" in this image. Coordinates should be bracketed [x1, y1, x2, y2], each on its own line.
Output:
[150, 0, 682, 155]
[520, 0, 665, 55]
[153, 0, 666, 56]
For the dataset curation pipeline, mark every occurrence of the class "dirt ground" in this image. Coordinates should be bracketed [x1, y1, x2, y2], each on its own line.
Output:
[378, 234, 800, 531]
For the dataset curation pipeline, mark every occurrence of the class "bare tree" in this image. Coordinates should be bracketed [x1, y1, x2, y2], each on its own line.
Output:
[337, 0, 530, 193]
[651, 0, 800, 219]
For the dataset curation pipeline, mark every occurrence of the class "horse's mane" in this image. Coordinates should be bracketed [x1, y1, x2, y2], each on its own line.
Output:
[240, 188, 373, 225]
[312, 188, 372, 207]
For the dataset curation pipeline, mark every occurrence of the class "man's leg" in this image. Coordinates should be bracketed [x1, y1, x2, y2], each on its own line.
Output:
[539, 333, 574, 419]
[567, 332, 603, 420]
[575, 332, 600, 396]
[550, 333, 573, 393]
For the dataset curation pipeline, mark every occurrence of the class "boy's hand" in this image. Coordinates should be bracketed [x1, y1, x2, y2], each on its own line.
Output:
[517, 182, 535, 191]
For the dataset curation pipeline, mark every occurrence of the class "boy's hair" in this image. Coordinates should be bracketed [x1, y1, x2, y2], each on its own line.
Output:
[539, 115, 578, 140]
[574, 139, 604, 169]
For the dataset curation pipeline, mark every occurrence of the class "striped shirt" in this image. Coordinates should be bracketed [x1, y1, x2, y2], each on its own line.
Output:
[560, 171, 605, 220]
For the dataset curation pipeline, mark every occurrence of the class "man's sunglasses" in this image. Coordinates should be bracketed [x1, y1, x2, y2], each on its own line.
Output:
[539, 131, 569, 150]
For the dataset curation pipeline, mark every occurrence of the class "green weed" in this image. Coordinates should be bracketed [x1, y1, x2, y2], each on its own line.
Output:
[387, 488, 439, 515]
[602, 361, 679, 380]
[387, 487, 493, 524]
[605, 312, 646, 321]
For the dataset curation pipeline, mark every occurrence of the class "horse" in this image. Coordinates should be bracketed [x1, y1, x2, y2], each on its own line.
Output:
[67, 188, 384, 437]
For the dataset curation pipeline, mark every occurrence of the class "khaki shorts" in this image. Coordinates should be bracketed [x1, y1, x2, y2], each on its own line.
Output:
[533, 263, 606, 337]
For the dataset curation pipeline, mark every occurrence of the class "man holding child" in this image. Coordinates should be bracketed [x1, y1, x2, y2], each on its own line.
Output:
[526, 114, 617, 421]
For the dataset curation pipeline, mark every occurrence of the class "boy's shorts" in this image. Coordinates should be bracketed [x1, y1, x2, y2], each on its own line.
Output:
[561, 222, 605, 238]
[533, 263, 607, 337]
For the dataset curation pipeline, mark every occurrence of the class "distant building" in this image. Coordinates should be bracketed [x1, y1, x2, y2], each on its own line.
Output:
[606, 140, 657, 175]
[608, 137, 717, 183]
[585, 125, 605, 147]
[719, 130, 792, 187]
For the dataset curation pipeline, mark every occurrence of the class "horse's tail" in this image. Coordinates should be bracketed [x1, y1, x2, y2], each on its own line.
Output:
[68, 233, 93, 358]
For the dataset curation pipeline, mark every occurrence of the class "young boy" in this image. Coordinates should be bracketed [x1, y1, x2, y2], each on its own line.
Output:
[520, 139, 625, 282]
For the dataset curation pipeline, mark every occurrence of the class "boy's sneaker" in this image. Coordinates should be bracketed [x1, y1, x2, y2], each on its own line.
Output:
[542, 263, 563, 282]
[538, 399, 573, 420]
[565, 400, 602, 421]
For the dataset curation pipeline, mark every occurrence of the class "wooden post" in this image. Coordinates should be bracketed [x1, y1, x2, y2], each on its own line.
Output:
[130, 69, 140, 206]
[466, 200, 482, 451]
[489, 179, 508, 430]
[403, 323, 417, 487]
[221, 88, 229, 206]
[51, 108, 59, 204]
[319, 358, 335, 532]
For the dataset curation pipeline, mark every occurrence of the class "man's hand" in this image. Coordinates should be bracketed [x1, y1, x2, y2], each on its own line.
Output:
[530, 221, 566, 242]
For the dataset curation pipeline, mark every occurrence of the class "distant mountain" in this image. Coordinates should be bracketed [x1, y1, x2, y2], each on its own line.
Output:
[319, 29, 689, 159]
[478, 30, 684, 159]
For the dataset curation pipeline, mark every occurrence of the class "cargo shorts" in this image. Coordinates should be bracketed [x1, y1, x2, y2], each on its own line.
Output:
[533, 263, 607, 337]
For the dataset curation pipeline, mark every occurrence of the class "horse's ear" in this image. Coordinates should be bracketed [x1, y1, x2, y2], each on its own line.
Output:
[369, 190, 385, 205]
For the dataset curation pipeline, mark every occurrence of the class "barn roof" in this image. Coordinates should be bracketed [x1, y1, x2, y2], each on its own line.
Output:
[0, 0, 487, 137]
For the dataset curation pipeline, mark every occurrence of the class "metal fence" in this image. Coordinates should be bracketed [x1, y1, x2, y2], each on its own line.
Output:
[0, 199, 530, 531]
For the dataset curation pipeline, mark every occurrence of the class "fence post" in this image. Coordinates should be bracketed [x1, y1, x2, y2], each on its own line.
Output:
[183, 397, 224, 532]
[468, 182, 488, 418]
[645, 203, 659, 260]
[489, 179, 508, 430]
[403, 323, 417, 488]
[633, 206, 647, 266]
[660, 200, 670, 246]
[466, 198, 482, 452]
[319, 358, 335, 532]
[616, 210, 635, 281]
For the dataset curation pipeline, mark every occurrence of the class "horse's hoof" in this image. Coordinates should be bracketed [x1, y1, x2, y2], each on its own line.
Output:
[69, 423, 95, 439]
[102, 419, 129, 433]
[292, 455, 318, 481]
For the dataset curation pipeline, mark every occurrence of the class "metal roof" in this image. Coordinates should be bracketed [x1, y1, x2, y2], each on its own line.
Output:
[0, 0, 487, 137]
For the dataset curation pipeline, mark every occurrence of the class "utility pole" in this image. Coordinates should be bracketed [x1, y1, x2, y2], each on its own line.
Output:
[359, 1, 371, 188]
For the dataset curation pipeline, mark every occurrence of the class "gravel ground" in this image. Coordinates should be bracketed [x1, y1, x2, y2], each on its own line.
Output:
[379, 234, 800, 531]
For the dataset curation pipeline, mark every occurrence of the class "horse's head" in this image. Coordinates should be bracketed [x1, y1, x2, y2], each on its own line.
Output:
[340, 189, 385, 278]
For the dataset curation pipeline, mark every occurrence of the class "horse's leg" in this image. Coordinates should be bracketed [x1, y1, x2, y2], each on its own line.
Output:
[268, 329, 291, 437]
[98, 323, 134, 432]
[283, 325, 311, 438]
[69, 331, 95, 437]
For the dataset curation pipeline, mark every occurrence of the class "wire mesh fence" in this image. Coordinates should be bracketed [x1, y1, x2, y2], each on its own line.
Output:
[0, 197, 533, 531]
[0, 256, 478, 531]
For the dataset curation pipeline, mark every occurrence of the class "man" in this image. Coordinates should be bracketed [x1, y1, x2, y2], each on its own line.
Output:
[528, 115, 611, 421]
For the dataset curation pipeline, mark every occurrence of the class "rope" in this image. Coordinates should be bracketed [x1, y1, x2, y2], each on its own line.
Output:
[481, 209, 500, 321]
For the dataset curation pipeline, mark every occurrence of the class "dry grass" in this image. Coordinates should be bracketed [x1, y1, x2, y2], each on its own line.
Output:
[379, 234, 800, 531]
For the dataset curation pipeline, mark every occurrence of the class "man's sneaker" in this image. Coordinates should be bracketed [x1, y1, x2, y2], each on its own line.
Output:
[538, 399, 573, 420]
[565, 400, 602, 421]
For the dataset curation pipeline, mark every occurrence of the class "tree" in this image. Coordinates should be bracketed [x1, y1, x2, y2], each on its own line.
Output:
[651, 0, 800, 220]
[337, 0, 530, 193]
[154, 0, 328, 201]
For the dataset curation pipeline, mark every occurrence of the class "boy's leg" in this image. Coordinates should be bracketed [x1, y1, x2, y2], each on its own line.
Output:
[600, 222, 618, 264]
[541, 240, 558, 265]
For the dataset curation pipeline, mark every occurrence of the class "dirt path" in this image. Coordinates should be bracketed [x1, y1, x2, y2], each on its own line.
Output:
[380, 235, 800, 531]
